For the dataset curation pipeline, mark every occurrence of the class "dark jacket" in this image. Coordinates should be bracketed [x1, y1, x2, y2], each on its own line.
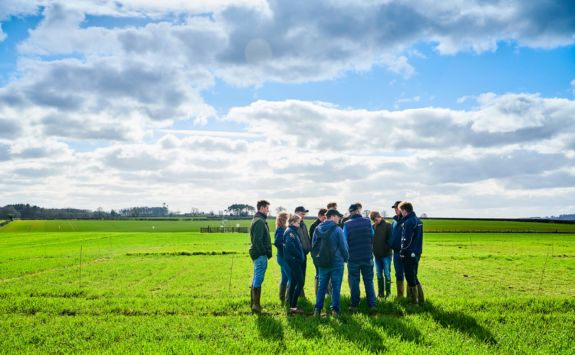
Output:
[390, 214, 404, 251]
[312, 220, 349, 267]
[284, 225, 305, 264]
[343, 214, 374, 263]
[274, 226, 287, 258]
[249, 212, 272, 260]
[372, 220, 392, 258]
[309, 218, 321, 243]
[297, 219, 311, 255]
[400, 212, 423, 257]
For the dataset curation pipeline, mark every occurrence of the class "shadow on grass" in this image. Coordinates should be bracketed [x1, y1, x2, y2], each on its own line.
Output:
[285, 297, 322, 338]
[256, 313, 284, 341]
[332, 314, 387, 353]
[423, 301, 497, 345]
[369, 301, 423, 344]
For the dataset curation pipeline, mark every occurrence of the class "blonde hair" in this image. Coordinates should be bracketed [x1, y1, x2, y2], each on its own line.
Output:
[276, 211, 289, 229]
[288, 213, 302, 226]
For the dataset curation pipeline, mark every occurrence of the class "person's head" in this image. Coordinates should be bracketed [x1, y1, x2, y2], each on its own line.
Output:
[348, 203, 361, 215]
[288, 213, 302, 228]
[325, 209, 343, 223]
[369, 211, 382, 224]
[294, 206, 309, 219]
[398, 201, 413, 217]
[318, 208, 328, 222]
[392, 201, 402, 216]
[327, 202, 337, 210]
[276, 211, 289, 229]
[257, 200, 270, 215]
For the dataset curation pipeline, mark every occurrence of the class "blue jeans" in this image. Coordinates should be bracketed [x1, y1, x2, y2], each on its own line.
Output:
[347, 260, 377, 307]
[276, 255, 291, 288]
[251, 255, 268, 288]
[393, 250, 405, 281]
[374, 255, 392, 281]
[402, 254, 421, 287]
[315, 265, 344, 312]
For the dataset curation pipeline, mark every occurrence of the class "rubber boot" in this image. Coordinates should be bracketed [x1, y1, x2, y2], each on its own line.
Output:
[377, 277, 384, 298]
[396, 280, 405, 298]
[416, 283, 425, 304]
[385, 279, 392, 299]
[279, 284, 287, 304]
[409, 286, 419, 306]
[252, 287, 262, 314]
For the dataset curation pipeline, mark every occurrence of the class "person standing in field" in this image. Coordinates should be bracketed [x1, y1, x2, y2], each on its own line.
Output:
[344, 203, 377, 313]
[249, 200, 272, 314]
[294, 206, 311, 298]
[274, 211, 290, 304]
[309, 208, 328, 296]
[390, 201, 406, 298]
[312, 209, 348, 317]
[399, 201, 424, 306]
[284, 214, 306, 314]
[370, 211, 393, 299]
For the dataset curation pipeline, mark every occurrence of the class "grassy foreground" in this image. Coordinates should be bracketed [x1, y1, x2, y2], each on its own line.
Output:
[0, 220, 574, 353]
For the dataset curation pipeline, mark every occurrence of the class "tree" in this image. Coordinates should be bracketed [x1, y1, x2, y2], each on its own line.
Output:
[227, 203, 256, 216]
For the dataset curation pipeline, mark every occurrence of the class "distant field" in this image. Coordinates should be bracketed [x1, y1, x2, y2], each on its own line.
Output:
[2, 218, 575, 234]
[0, 220, 574, 353]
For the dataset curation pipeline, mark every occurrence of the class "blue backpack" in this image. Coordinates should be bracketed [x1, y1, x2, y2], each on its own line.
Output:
[312, 225, 338, 268]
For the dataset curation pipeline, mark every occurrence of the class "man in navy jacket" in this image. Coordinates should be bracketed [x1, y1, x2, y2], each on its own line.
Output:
[399, 201, 424, 305]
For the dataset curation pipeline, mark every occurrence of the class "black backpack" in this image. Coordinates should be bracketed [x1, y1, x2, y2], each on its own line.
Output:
[312, 225, 338, 268]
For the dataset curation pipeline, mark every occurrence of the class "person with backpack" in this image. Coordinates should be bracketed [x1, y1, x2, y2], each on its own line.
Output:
[249, 200, 272, 314]
[399, 201, 424, 306]
[309, 208, 328, 296]
[344, 203, 377, 313]
[274, 211, 290, 304]
[370, 211, 393, 298]
[283, 213, 306, 314]
[312, 209, 348, 317]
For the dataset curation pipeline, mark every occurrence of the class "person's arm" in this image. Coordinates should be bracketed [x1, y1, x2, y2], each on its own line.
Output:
[400, 218, 415, 256]
[265, 226, 272, 259]
[343, 225, 349, 243]
[339, 229, 349, 262]
[274, 229, 282, 249]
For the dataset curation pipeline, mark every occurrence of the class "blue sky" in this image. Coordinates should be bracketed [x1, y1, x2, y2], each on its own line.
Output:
[0, 1, 574, 217]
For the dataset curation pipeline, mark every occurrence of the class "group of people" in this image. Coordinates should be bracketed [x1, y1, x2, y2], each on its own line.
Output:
[248, 200, 424, 316]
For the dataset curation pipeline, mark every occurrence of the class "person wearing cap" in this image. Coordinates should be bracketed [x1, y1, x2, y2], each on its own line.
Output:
[369, 211, 393, 299]
[309, 208, 328, 296]
[295, 206, 311, 298]
[312, 209, 348, 317]
[283, 213, 306, 314]
[399, 201, 424, 306]
[249, 200, 272, 314]
[390, 201, 406, 298]
[343, 203, 377, 313]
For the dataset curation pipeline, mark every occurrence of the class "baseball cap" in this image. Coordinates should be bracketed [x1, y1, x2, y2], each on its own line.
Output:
[391, 201, 402, 208]
[294, 206, 309, 213]
[348, 203, 360, 213]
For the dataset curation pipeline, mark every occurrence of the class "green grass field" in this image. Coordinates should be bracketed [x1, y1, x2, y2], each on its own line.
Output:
[1, 220, 574, 353]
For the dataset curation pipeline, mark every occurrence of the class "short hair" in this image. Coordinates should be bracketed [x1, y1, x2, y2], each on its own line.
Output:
[276, 211, 289, 229]
[288, 213, 302, 225]
[318, 208, 328, 217]
[369, 211, 381, 221]
[327, 202, 337, 209]
[398, 201, 413, 213]
[256, 200, 270, 210]
[355, 202, 363, 208]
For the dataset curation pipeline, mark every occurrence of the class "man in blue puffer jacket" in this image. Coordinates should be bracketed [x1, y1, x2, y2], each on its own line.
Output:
[399, 201, 424, 306]
[312, 209, 348, 317]
[389, 201, 405, 298]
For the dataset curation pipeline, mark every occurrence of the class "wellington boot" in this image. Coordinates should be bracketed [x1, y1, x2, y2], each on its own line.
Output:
[396, 280, 405, 298]
[408, 286, 419, 306]
[416, 283, 425, 304]
[385, 279, 392, 299]
[377, 277, 384, 298]
[252, 287, 262, 314]
[279, 284, 287, 304]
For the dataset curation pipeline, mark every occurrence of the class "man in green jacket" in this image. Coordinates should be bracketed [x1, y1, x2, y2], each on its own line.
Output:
[249, 200, 272, 313]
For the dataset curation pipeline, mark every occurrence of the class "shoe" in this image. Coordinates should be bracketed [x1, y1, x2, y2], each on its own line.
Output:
[331, 310, 340, 318]
[416, 283, 425, 304]
[289, 307, 304, 315]
[313, 309, 321, 317]
[251, 287, 262, 314]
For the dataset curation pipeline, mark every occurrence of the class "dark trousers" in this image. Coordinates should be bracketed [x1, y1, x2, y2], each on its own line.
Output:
[287, 260, 304, 308]
[401, 254, 420, 287]
[301, 256, 307, 292]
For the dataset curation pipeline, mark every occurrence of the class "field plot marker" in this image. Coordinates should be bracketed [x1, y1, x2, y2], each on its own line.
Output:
[228, 253, 235, 292]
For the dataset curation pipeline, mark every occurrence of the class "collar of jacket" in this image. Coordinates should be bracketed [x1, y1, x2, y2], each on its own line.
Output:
[350, 214, 363, 220]
[255, 212, 267, 219]
[288, 225, 299, 233]
[393, 214, 402, 222]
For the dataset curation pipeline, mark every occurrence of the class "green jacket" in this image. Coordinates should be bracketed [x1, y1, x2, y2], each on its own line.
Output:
[249, 212, 272, 260]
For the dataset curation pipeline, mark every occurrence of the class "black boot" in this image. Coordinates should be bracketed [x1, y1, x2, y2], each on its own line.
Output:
[252, 287, 262, 314]
[385, 279, 392, 299]
[377, 277, 384, 298]
[279, 284, 287, 304]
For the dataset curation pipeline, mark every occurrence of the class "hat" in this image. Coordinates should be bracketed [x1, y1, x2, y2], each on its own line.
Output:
[294, 206, 309, 213]
[348, 203, 360, 213]
[391, 201, 402, 208]
[326, 209, 343, 218]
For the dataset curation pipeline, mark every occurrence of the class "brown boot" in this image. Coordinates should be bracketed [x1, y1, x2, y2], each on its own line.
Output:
[279, 284, 287, 304]
[252, 287, 262, 314]
[409, 286, 419, 306]
[416, 284, 425, 304]
[396, 280, 405, 298]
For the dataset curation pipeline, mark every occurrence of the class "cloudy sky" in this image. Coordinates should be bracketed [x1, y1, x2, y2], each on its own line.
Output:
[1, 0, 574, 218]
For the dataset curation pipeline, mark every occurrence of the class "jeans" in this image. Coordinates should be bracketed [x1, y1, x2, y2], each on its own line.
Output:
[287, 260, 304, 308]
[402, 254, 421, 287]
[315, 265, 344, 312]
[393, 250, 405, 282]
[251, 255, 268, 288]
[347, 260, 377, 307]
[374, 255, 392, 281]
[276, 255, 291, 288]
